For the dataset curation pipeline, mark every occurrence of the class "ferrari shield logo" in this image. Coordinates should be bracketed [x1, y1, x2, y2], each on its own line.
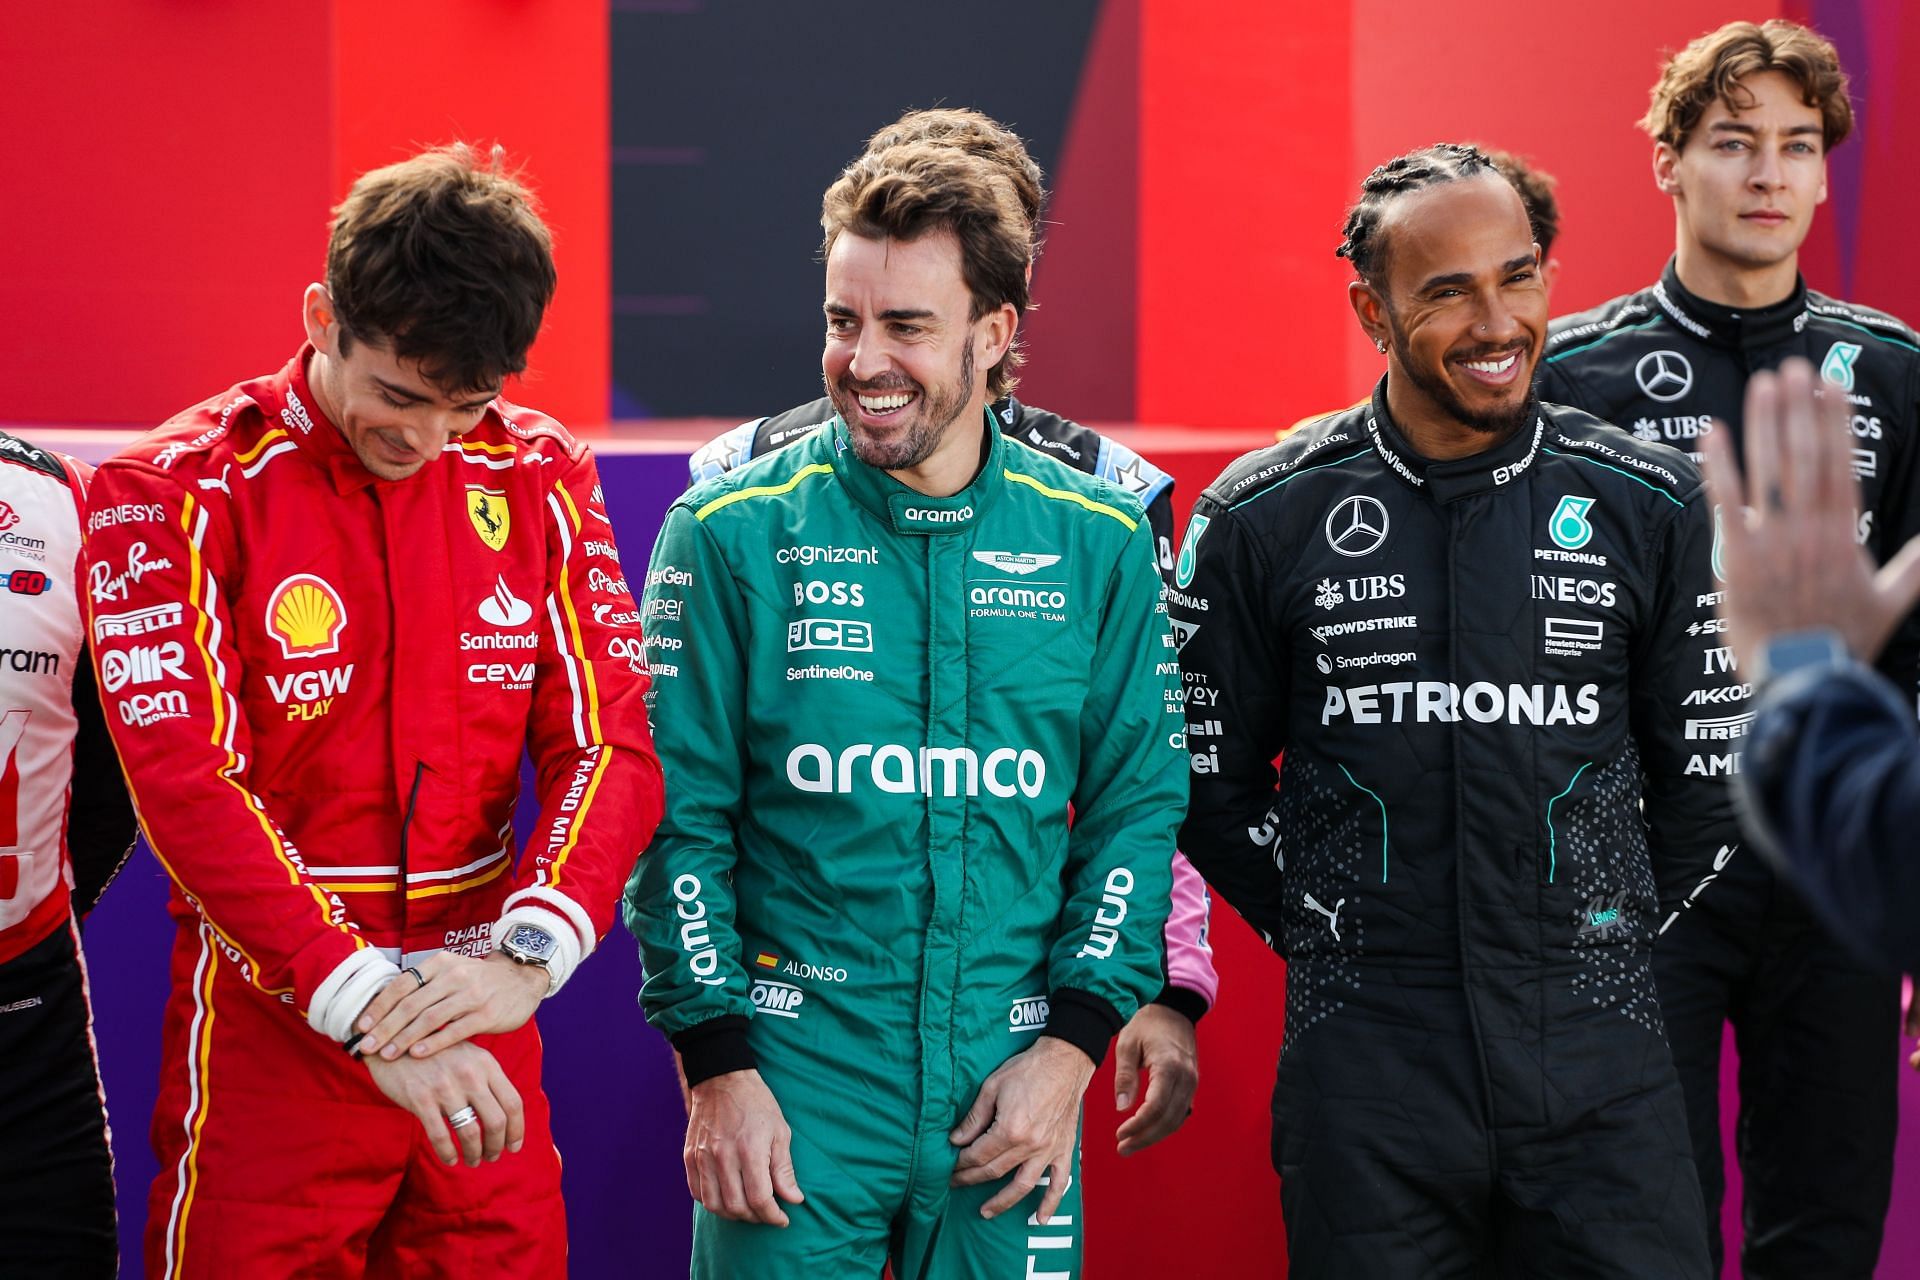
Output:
[467, 487, 510, 551]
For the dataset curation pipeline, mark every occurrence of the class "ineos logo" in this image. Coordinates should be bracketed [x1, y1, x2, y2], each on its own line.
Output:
[1324, 495, 1389, 557]
[1635, 350, 1694, 402]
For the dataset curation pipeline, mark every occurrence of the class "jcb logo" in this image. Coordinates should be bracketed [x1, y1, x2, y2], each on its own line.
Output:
[787, 618, 873, 653]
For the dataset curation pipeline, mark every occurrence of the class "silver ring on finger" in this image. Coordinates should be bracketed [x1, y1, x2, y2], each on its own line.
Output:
[446, 1105, 479, 1129]
[404, 966, 427, 990]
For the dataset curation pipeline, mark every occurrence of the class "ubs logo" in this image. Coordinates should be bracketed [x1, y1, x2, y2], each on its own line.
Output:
[1635, 350, 1694, 402]
[1324, 495, 1389, 557]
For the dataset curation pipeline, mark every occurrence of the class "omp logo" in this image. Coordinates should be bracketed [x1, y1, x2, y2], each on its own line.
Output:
[786, 743, 1047, 798]
[971, 551, 1062, 576]
[266, 575, 347, 660]
[94, 603, 183, 641]
[478, 575, 533, 627]
[1008, 996, 1050, 1033]
[787, 618, 872, 653]
[672, 874, 725, 987]
[1076, 867, 1136, 959]
[101, 642, 185, 692]
[750, 980, 806, 1018]
[119, 690, 188, 727]
[1684, 712, 1752, 740]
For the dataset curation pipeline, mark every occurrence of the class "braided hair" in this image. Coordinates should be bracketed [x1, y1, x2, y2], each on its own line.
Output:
[1336, 143, 1498, 283]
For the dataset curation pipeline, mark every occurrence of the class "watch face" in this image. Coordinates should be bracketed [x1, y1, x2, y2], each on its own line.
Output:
[506, 924, 558, 963]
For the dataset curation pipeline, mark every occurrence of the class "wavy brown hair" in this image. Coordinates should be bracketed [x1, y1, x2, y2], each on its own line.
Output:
[1641, 20, 1852, 152]
[326, 143, 557, 395]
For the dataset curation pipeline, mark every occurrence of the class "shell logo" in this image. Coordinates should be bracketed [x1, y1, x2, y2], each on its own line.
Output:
[265, 574, 348, 660]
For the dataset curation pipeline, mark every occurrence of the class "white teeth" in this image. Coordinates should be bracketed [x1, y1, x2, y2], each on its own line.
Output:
[1464, 353, 1518, 374]
[858, 392, 913, 411]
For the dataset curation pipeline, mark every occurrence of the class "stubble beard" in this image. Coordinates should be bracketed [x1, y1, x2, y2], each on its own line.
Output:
[1390, 323, 1534, 439]
[832, 344, 976, 471]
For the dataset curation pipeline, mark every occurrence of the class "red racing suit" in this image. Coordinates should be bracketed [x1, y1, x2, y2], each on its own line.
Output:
[87, 350, 663, 1278]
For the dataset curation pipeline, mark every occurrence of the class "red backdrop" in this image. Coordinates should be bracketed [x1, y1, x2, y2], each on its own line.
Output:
[7, 3, 1920, 1277]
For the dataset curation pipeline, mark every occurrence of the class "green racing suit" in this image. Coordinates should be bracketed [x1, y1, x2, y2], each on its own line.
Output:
[625, 413, 1186, 1278]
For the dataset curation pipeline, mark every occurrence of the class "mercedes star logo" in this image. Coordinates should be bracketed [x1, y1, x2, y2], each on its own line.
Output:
[1635, 350, 1694, 402]
[1325, 495, 1390, 557]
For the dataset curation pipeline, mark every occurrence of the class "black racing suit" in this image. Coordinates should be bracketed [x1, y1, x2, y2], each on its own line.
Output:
[1542, 260, 1920, 1279]
[1172, 384, 1738, 1277]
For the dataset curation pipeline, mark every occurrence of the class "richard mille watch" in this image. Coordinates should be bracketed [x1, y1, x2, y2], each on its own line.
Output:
[498, 922, 561, 995]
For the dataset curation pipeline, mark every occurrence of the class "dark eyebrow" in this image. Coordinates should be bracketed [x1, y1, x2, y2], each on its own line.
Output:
[1500, 254, 1537, 274]
[824, 301, 855, 317]
[374, 376, 495, 412]
[1416, 271, 1474, 292]
[878, 309, 935, 322]
[373, 377, 430, 405]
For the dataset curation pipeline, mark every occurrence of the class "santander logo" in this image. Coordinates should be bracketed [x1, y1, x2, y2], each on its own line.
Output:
[479, 575, 533, 627]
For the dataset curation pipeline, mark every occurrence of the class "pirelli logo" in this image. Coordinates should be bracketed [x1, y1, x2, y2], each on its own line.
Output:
[1684, 713, 1752, 740]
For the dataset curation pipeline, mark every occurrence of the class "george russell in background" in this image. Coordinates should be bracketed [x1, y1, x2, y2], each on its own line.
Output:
[1538, 22, 1920, 1276]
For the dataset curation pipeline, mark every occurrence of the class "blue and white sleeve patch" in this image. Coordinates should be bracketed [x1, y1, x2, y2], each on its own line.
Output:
[1097, 438, 1173, 509]
[688, 421, 763, 486]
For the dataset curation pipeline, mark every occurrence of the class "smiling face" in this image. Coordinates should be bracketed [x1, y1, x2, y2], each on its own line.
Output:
[821, 230, 1012, 474]
[1353, 173, 1547, 442]
[303, 285, 497, 481]
[1660, 69, 1829, 282]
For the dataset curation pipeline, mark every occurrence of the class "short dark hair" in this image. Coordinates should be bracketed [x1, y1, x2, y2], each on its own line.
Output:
[1336, 143, 1500, 284]
[1480, 148, 1562, 257]
[1641, 20, 1852, 152]
[863, 108, 1047, 230]
[821, 142, 1033, 398]
[325, 143, 557, 395]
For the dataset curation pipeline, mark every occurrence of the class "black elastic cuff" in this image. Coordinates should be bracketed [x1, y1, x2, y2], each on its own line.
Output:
[1152, 984, 1209, 1026]
[672, 1015, 758, 1086]
[1044, 988, 1125, 1068]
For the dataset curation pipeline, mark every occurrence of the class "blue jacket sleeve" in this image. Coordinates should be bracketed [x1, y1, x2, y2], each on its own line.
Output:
[1738, 662, 1920, 974]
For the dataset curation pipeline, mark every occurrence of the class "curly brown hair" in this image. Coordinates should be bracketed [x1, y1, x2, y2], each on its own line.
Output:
[326, 144, 556, 395]
[1640, 20, 1852, 152]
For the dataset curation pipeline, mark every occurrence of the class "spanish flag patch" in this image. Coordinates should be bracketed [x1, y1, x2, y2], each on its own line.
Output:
[754, 953, 779, 969]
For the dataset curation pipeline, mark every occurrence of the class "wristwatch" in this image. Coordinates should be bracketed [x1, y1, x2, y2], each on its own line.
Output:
[498, 922, 561, 995]
[1753, 627, 1848, 685]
